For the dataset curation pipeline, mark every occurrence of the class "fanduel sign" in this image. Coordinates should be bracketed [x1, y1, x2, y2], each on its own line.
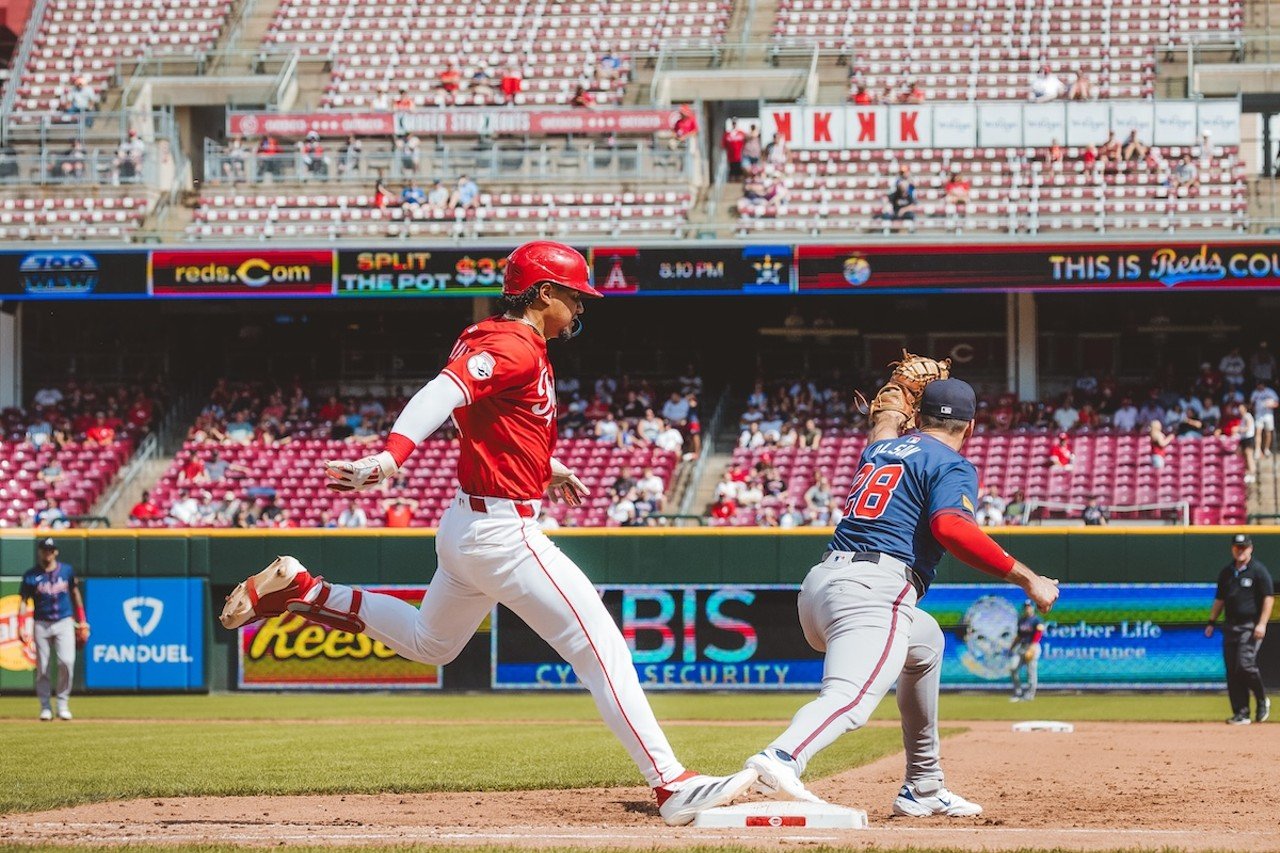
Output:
[84, 578, 206, 690]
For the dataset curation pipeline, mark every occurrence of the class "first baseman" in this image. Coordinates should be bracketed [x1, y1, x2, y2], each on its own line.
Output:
[1010, 600, 1044, 702]
[744, 372, 1060, 816]
[18, 537, 90, 721]
[220, 241, 757, 825]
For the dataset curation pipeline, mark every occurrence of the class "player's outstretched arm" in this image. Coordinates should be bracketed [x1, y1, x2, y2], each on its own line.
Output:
[862, 350, 951, 442]
[932, 511, 1060, 612]
[324, 375, 467, 492]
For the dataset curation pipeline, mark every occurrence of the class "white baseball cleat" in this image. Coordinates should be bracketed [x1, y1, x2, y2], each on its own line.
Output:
[57, 708, 73, 721]
[656, 768, 759, 826]
[893, 781, 983, 817]
[220, 556, 321, 629]
[745, 749, 825, 804]
[39, 708, 52, 721]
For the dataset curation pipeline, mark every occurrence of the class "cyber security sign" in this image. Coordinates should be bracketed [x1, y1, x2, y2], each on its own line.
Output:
[493, 585, 823, 690]
[930, 584, 1222, 689]
[84, 578, 206, 689]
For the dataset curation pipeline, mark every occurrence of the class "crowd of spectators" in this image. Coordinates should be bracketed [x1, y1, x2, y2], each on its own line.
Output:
[559, 369, 703, 460]
[358, 54, 626, 110]
[9, 380, 164, 450]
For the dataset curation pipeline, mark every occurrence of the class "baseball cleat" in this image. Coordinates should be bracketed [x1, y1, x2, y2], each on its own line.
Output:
[1227, 712, 1252, 725]
[38, 708, 52, 721]
[656, 768, 759, 826]
[1258, 699, 1271, 724]
[219, 556, 320, 629]
[893, 782, 983, 817]
[745, 749, 825, 804]
[57, 708, 73, 721]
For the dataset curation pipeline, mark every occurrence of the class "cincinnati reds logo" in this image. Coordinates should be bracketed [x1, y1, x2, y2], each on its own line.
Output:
[532, 366, 555, 425]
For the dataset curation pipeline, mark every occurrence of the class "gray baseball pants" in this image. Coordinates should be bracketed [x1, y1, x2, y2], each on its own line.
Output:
[34, 617, 76, 711]
[768, 552, 944, 787]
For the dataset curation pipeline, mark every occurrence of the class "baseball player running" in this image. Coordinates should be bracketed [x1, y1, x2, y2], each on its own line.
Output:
[1010, 599, 1044, 702]
[743, 363, 1060, 817]
[219, 241, 756, 826]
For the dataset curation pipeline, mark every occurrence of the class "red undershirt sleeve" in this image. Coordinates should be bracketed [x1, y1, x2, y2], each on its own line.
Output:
[930, 510, 1016, 578]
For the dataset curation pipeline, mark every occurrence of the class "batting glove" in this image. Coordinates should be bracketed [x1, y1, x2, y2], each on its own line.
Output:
[324, 451, 398, 492]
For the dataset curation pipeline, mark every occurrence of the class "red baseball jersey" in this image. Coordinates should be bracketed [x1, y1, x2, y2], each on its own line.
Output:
[439, 316, 557, 500]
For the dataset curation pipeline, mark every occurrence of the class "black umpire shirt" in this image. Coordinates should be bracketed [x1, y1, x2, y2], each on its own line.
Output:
[1216, 560, 1275, 625]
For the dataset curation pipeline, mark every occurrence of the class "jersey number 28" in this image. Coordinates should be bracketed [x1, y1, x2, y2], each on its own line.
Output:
[844, 462, 904, 519]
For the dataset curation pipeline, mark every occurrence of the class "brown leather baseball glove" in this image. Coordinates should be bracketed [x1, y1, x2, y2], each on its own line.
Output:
[75, 622, 91, 647]
[865, 349, 952, 424]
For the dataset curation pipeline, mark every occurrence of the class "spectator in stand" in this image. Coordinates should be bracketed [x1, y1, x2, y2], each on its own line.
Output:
[1004, 490, 1027, 526]
[1041, 139, 1064, 171]
[1028, 66, 1066, 102]
[1121, 129, 1148, 163]
[34, 498, 70, 529]
[32, 385, 63, 407]
[426, 180, 450, 217]
[337, 499, 368, 528]
[177, 453, 206, 485]
[1149, 420, 1173, 468]
[337, 135, 362, 178]
[1052, 396, 1080, 432]
[804, 473, 832, 512]
[112, 130, 146, 184]
[256, 136, 283, 179]
[54, 140, 87, 180]
[799, 418, 823, 449]
[1098, 131, 1122, 165]
[214, 491, 242, 526]
[722, 119, 747, 181]
[850, 83, 874, 104]
[84, 413, 116, 445]
[439, 64, 463, 101]
[608, 490, 638, 526]
[1171, 155, 1200, 195]
[737, 476, 764, 508]
[571, 84, 595, 108]
[1083, 496, 1109, 526]
[637, 467, 665, 509]
[671, 104, 698, 148]
[1251, 342, 1276, 385]
[397, 135, 421, 174]
[1112, 397, 1139, 431]
[1066, 68, 1094, 101]
[401, 181, 427, 218]
[26, 414, 53, 449]
[740, 127, 762, 173]
[944, 169, 971, 216]
[1231, 402, 1257, 483]
[763, 133, 790, 169]
[638, 408, 663, 444]
[1195, 362, 1224, 400]
[257, 495, 286, 527]
[1081, 144, 1098, 171]
[596, 49, 624, 84]
[1250, 379, 1279, 458]
[298, 131, 327, 179]
[129, 490, 165, 525]
[371, 84, 392, 111]
[381, 496, 418, 528]
[392, 87, 414, 111]
[655, 419, 685, 455]
[222, 136, 249, 182]
[757, 507, 780, 528]
[1049, 432, 1074, 469]
[62, 76, 99, 125]
[1137, 390, 1166, 428]
[537, 507, 559, 531]
[500, 63, 523, 104]
[169, 488, 201, 526]
[779, 500, 806, 528]
[883, 175, 919, 223]
[372, 179, 394, 209]
[976, 486, 1006, 527]
[449, 175, 480, 210]
[739, 421, 765, 449]
[1200, 397, 1222, 434]
[595, 410, 623, 446]
[470, 66, 495, 100]
[661, 391, 690, 426]
[710, 492, 737, 521]
[900, 79, 926, 104]
[1175, 404, 1204, 439]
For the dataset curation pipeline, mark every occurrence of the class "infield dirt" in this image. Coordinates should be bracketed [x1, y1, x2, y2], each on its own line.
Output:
[2, 720, 1276, 851]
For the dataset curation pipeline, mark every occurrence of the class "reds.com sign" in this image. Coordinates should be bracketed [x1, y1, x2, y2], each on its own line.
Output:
[149, 250, 336, 298]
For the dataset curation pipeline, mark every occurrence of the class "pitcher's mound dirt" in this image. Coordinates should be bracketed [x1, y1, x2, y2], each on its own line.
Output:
[3, 721, 1277, 850]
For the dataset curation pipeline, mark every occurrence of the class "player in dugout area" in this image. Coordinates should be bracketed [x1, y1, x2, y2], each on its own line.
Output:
[740, 368, 1060, 816]
[217, 241, 758, 827]
[1010, 599, 1044, 702]
[1206, 532, 1273, 725]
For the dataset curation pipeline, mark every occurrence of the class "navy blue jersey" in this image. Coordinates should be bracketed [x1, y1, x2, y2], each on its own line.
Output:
[829, 433, 979, 591]
[1017, 614, 1044, 646]
[19, 562, 77, 622]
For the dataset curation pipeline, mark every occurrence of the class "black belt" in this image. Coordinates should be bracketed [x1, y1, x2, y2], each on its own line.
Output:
[820, 550, 927, 598]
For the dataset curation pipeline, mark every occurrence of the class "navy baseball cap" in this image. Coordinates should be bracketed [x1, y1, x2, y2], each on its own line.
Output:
[1232, 533, 1253, 547]
[920, 378, 977, 421]
[37, 537, 57, 550]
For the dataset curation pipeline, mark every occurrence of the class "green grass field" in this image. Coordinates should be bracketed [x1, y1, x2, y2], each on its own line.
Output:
[0, 692, 1234, 853]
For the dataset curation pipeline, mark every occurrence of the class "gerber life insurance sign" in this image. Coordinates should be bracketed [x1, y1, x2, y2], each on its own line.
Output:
[84, 578, 206, 689]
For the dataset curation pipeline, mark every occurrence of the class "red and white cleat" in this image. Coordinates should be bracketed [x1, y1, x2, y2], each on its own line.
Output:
[655, 768, 759, 826]
[219, 556, 320, 629]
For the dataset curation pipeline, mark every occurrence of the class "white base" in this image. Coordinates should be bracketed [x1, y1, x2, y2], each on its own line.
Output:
[1013, 720, 1075, 733]
[693, 800, 868, 829]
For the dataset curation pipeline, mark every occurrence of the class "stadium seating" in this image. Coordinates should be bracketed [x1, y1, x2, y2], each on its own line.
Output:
[264, 0, 732, 110]
[0, 439, 133, 525]
[148, 438, 679, 528]
[188, 188, 693, 240]
[11, 0, 233, 116]
[774, 0, 1242, 102]
[738, 146, 1245, 234]
[721, 429, 1247, 526]
[0, 193, 149, 241]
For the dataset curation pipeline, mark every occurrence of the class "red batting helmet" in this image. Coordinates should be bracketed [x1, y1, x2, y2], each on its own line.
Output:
[502, 241, 602, 298]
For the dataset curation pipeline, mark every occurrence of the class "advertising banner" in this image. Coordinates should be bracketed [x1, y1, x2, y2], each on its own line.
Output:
[335, 249, 513, 297]
[227, 112, 396, 138]
[238, 586, 442, 689]
[149, 249, 336, 298]
[931, 584, 1221, 689]
[0, 577, 36, 693]
[0, 250, 148, 300]
[763, 99, 1238, 150]
[83, 578, 206, 690]
[494, 585, 823, 690]
[793, 241, 1280, 293]
[229, 108, 681, 139]
[493, 583, 1223, 691]
[590, 245, 792, 296]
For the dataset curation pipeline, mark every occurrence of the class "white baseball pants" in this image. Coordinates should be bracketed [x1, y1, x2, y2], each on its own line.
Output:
[768, 552, 946, 788]
[34, 616, 76, 712]
[320, 491, 686, 788]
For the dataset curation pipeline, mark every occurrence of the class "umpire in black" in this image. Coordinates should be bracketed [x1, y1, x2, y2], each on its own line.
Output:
[1205, 533, 1274, 724]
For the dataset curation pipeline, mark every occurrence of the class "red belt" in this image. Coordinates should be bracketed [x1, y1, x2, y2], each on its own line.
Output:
[468, 495, 536, 519]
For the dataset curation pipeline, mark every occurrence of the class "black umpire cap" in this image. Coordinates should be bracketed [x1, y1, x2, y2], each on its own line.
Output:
[37, 537, 57, 550]
[920, 378, 977, 421]
[1232, 533, 1253, 548]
